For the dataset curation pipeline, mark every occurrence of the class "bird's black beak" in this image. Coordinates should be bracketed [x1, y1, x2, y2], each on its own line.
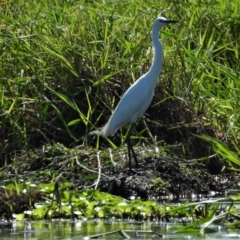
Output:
[165, 20, 179, 24]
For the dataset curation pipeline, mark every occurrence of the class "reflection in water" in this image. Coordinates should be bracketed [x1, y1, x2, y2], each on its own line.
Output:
[0, 220, 239, 240]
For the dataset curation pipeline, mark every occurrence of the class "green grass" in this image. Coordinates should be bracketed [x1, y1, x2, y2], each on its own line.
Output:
[0, 0, 240, 167]
[1, 0, 240, 232]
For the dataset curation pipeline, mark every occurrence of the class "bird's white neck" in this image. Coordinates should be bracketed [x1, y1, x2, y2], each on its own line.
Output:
[149, 24, 163, 78]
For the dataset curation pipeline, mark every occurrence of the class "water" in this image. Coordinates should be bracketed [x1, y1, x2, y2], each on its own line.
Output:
[0, 220, 239, 239]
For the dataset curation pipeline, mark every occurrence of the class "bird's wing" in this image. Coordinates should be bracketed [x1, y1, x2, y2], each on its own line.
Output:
[112, 78, 153, 125]
[100, 77, 155, 137]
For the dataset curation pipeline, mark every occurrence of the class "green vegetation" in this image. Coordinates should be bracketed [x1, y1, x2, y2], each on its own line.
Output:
[1, 0, 239, 159]
[0, 0, 240, 234]
[3, 180, 240, 235]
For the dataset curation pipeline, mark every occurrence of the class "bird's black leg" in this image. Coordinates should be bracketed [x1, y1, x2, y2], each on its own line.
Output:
[127, 125, 132, 171]
[127, 124, 139, 171]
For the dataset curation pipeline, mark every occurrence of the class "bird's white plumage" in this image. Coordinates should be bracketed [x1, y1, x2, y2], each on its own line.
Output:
[91, 16, 178, 170]
[100, 74, 155, 137]
[94, 17, 178, 140]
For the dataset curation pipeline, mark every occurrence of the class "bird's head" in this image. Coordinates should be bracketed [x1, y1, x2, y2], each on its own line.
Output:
[154, 17, 178, 28]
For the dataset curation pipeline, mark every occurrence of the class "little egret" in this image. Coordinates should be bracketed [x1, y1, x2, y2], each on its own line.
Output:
[93, 17, 178, 171]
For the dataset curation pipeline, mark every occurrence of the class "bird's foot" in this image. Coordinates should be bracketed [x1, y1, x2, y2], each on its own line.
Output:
[128, 164, 146, 175]
[128, 168, 138, 175]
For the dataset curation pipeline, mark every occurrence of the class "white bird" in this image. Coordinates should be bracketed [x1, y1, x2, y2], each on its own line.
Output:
[93, 17, 178, 171]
